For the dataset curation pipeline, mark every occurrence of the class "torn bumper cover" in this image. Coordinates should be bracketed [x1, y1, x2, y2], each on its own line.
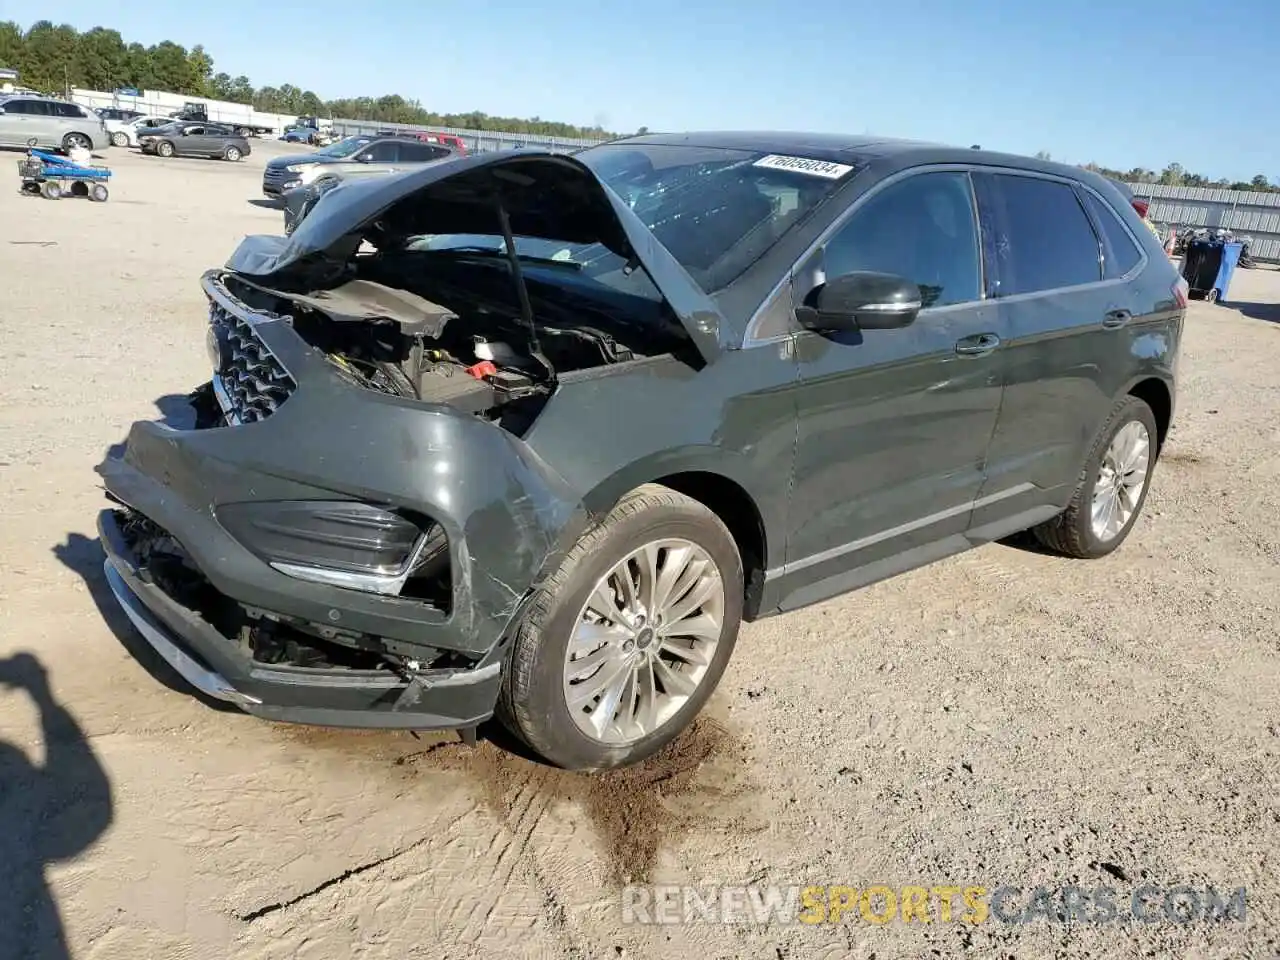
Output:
[95, 352, 587, 727]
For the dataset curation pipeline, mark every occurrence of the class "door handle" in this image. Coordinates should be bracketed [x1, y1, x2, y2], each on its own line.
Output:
[955, 333, 1001, 357]
[1102, 309, 1132, 329]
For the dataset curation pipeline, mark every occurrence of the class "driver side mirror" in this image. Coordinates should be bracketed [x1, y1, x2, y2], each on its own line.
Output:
[797, 271, 922, 332]
[357, 152, 374, 162]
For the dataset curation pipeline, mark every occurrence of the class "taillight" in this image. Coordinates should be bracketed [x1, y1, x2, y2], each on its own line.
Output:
[1173, 276, 1188, 309]
[1132, 198, 1150, 219]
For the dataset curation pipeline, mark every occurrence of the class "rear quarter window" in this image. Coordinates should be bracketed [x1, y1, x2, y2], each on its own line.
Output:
[978, 173, 1103, 296]
[1082, 190, 1143, 279]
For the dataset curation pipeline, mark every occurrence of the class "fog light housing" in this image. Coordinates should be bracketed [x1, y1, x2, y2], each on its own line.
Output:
[216, 501, 447, 596]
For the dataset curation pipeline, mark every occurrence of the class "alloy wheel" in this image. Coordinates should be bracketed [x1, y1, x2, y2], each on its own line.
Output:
[563, 538, 725, 744]
[1091, 420, 1151, 541]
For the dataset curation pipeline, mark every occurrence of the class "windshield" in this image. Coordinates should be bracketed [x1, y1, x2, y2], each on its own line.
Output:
[402, 144, 855, 295]
[319, 136, 373, 159]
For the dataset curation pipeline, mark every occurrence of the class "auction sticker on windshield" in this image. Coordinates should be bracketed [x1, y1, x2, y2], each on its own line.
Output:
[752, 154, 855, 179]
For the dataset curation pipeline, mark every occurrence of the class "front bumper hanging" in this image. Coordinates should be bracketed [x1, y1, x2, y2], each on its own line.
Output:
[98, 509, 502, 730]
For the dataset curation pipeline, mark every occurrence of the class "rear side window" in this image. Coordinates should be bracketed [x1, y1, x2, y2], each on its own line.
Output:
[398, 141, 445, 161]
[1082, 191, 1143, 279]
[55, 103, 85, 118]
[978, 173, 1102, 296]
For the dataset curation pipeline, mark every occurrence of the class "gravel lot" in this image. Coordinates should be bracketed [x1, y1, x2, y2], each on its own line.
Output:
[1, 142, 1277, 960]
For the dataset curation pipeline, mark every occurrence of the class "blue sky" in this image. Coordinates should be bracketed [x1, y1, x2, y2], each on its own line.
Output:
[7, 0, 1277, 181]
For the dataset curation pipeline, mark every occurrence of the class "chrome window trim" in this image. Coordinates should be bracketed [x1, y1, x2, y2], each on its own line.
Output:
[742, 163, 1150, 349]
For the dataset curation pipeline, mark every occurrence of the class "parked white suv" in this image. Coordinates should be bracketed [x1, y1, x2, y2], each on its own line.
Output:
[0, 96, 109, 151]
[107, 115, 174, 148]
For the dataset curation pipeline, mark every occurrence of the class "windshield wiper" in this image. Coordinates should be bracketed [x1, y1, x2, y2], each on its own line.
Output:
[415, 246, 583, 271]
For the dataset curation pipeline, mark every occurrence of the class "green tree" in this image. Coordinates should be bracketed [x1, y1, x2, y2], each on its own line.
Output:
[147, 40, 196, 93]
[228, 75, 254, 103]
[0, 20, 23, 69]
[76, 27, 126, 90]
[187, 44, 214, 95]
[208, 71, 232, 99]
[20, 21, 82, 92]
[1250, 174, 1270, 191]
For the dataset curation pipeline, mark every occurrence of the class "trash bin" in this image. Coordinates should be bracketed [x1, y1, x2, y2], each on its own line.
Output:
[1180, 240, 1243, 303]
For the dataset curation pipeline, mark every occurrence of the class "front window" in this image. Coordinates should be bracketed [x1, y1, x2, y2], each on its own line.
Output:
[319, 136, 374, 158]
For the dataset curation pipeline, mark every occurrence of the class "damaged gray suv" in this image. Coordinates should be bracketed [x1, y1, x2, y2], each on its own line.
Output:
[97, 132, 1185, 770]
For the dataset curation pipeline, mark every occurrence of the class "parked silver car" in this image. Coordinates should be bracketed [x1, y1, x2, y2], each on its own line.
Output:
[0, 96, 109, 152]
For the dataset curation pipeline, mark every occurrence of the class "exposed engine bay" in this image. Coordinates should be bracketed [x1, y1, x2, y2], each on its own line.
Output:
[219, 246, 694, 434]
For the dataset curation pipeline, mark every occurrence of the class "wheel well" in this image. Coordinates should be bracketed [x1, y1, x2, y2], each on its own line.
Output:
[652, 471, 768, 619]
[1128, 378, 1172, 448]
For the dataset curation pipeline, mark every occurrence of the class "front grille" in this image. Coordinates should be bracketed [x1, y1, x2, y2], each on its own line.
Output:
[209, 299, 296, 423]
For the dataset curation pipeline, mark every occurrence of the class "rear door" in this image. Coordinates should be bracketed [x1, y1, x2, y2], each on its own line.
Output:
[970, 170, 1150, 528]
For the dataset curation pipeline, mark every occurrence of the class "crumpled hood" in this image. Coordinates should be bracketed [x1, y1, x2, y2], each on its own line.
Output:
[225, 150, 730, 361]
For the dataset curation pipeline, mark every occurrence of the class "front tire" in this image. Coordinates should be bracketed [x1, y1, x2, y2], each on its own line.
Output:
[111, 131, 128, 148]
[1033, 395, 1158, 559]
[62, 132, 91, 153]
[156, 140, 175, 158]
[224, 145, 242, 161]
[497, 484, 743, 770]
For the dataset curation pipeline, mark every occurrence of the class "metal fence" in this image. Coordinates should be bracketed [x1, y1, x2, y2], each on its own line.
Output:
[1128, 182, 1280, 262]
[330, 118, 608, 155]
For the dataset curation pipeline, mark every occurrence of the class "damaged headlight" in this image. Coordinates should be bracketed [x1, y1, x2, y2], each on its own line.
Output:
[216, 501, 447, 596]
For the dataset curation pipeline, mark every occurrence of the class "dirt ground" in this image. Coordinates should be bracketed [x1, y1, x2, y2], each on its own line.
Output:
[0, 141, 1277, 960]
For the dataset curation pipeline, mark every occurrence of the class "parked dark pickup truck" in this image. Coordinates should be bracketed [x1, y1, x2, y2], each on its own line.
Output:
[97, 132, 1183, 771]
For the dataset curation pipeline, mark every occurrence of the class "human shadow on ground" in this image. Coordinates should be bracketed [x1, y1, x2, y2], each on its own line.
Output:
[1226, 300, 1280, 325]
[51, 532, 238, 715]
[0, 653, 113, 960]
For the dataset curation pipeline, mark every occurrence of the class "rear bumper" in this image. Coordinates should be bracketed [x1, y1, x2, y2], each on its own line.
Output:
[98, 509, 502, 728]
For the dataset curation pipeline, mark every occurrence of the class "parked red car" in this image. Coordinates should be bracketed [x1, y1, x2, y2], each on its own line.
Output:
[409, 131, 467, 154]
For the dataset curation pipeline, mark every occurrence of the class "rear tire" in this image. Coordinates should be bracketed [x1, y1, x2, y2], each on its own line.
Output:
[40, 180, 62, 200]
[89, 183, 109, 202]
[111, 131, 128, 148]
[156, 140, 175, 158]
[497, 484, 744, 771]
[1032, 396, 1158, 559]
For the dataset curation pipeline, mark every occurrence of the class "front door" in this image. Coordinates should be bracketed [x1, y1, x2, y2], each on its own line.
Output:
[181, 125, 210, 154]
[778, 169, 1007, 607]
